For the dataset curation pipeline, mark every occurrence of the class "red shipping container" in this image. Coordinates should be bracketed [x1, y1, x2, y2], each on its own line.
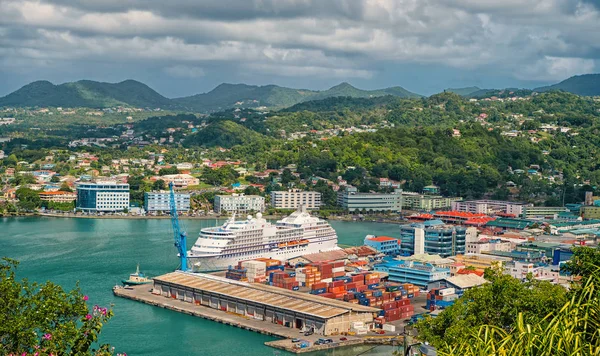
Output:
[333, 271, 346, 278]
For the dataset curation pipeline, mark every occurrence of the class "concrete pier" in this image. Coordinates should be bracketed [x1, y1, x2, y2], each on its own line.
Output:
[113, 285, 401, 353]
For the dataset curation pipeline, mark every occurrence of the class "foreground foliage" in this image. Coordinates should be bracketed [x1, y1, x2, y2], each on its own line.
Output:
[437, 267, 600, 355]
[0, 258, 118, 355]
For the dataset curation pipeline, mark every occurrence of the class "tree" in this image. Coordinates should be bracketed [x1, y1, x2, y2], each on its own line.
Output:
[152, 179, 166, 191]
[416, 269, 568, 349]
[50, 175, 60, 183]
[158, 166, 179, 175]
[59, 182, 73, 192]
[5, 153, 18, 167]
[14, 174, 37, 186]
[0, 258, 116, 355]
[15, 187, 41, 211]
[562, 246, 600, 279]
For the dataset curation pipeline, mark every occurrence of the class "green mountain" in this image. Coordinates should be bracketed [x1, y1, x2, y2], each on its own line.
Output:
[173, 82, 421, 112]
[0, 80, 422, 112]
[534, 74, 600, 96]
[183, 120, 269, 148]
[0, 80, 172, 108]
[445, 87, 481, 96]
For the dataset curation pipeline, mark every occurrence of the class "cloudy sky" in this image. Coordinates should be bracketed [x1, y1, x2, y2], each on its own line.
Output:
[1, 0, 599, 97]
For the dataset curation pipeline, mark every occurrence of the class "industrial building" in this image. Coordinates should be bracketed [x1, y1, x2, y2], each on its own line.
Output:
[399, 220, 466, 258]
[152, 271, 378, 335]
[214, 194, 265, 214]
[270, 190, 322, 210]
[144, 191, 190, 213]
[337, 186, 403, 212]
[76, 181, 130, 212]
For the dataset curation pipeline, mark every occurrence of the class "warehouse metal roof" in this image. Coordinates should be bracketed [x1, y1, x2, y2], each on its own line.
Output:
[153, 272, 378, 319]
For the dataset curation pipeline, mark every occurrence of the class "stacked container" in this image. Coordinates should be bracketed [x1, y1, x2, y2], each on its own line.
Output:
[241, 260, 266, 282]
[225, 266, 247, 281]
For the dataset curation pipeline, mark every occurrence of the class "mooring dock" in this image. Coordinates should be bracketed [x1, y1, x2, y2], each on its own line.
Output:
[113, 272, 404, 353]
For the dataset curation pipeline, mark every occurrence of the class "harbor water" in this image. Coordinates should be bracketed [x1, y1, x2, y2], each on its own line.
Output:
[0, 217, 400, 355]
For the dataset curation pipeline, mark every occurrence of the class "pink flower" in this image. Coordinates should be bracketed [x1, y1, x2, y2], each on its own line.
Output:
[83, 295, 89, 301]
[85, 314, 92, 320]
[42, 334, 52, 340]
[101, 308, 107, 315]
[34, 353, 39, 356]
[21, 353, 26, 356]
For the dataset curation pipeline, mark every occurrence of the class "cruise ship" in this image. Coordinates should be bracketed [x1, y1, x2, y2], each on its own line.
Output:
[187, 206, 339, 272]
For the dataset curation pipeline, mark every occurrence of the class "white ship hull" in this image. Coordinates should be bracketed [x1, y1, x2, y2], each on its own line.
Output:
[188, 238, 339, 272]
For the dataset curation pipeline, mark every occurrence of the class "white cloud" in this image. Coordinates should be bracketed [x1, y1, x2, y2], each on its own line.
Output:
[164, 65, 205, 78]
[0, 0, 599, 86]
[517, 56, 596, 81]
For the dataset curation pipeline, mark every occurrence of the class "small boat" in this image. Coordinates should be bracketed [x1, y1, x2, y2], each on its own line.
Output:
[122, 264, 152, 286]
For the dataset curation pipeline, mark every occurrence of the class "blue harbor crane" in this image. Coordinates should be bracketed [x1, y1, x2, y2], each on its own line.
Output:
[169, 182, 187, 271]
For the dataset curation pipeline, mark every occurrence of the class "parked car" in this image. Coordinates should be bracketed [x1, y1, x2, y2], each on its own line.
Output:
[339, 337, 348, 341]
[292, 338, 300, 343]
[304, 329, 314, 336]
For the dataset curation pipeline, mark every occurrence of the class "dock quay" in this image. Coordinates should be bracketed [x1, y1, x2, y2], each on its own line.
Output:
[113, 271, 404, 353]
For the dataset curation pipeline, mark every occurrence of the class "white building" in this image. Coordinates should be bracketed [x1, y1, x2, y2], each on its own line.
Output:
[337, 186, 403, 212]
[270, 190, 321, 210]
[451, 200, 530, 216]
[466, 238, 512, 254]
[214, 194, 265, 214]
[144, 191, 190, 213]
[76, 181, 130, 212]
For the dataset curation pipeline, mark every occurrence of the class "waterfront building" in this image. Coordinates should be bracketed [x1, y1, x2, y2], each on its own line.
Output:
[427, 274, 488, 293]
[152, 271, 377, 336]
[76, 181, 130, 212]
[214, 194, 265, 214]
[401, 191, 462, 211]
[144, 191, 190, 213]
[270, 190, 321, 210]
[364, 236, 400, 255]
[399, 220, 466, 258]
[337, 186, 402, 212]
[152, 174, 199, 189]
[374, 259, 451, 288]
[452, 199, 530, 216]
[39, 191, 77, 203]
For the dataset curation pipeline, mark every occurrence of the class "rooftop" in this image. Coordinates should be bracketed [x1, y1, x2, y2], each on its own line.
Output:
[444, 274, 488, 289]
[154, 272, 379, 318]
[367, 236, 399, 242]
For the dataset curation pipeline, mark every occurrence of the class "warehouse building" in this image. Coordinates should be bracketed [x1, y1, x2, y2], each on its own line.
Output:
[152, 272, 378, 336]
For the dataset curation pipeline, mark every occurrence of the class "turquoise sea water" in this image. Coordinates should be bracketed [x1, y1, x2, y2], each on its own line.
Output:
[0, 217, 401, 355]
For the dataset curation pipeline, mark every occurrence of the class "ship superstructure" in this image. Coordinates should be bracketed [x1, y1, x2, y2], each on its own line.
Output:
[187, 206, 339, 271]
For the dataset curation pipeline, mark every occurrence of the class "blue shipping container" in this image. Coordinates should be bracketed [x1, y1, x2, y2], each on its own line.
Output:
[408, 293, 414, 298]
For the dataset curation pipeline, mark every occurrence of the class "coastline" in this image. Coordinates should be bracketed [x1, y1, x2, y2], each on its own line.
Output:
[4, 212, 408, 224]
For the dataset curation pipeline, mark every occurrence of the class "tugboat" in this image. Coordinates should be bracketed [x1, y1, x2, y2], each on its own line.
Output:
[122, 264, 152, 286]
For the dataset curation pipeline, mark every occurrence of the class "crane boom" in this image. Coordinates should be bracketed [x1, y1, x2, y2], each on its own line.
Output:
[169, 182, 187, 271]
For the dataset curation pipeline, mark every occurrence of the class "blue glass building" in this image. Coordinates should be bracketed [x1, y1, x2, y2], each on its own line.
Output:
[400, 219, 466, 258]
[76, 181, 130, 212]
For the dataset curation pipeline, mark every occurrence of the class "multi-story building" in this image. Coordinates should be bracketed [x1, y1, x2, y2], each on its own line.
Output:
[144, 191, 190, 213]
[374, 259, 450, 288]
[466, 238, 512, 254]
[270, 190, 321, 210]
[520, 206, 570, 219]
[401, 192, 462, 211]
[364, 236, 400, 255]
[39, 191, 77, 203]
[152, 174, 199, 189]
[214, 194, 265, 214]
[399, 219, 466, 258]
[76, 181, 130, 212]
[452, 200, 530, 216]
[580, 206, 600, 219]
[337, 186, 402, 212]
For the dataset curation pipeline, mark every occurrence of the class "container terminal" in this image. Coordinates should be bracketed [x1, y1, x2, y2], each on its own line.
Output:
[113, 184, 439, 354]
